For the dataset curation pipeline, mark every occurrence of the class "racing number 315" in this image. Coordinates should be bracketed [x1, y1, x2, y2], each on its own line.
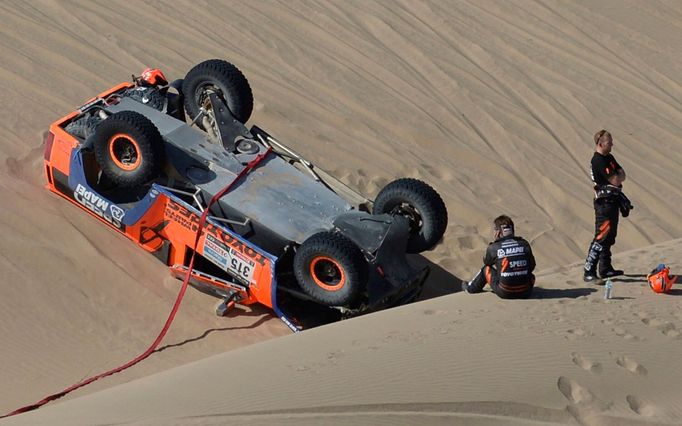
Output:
[231, 258, 251, 279]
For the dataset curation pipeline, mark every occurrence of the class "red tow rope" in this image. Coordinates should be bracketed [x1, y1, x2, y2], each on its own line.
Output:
[3, 148, 271, 418]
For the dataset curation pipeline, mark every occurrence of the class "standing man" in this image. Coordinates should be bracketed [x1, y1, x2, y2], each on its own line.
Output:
[462, 215, 536, 299]
[583, 129, 627, 282]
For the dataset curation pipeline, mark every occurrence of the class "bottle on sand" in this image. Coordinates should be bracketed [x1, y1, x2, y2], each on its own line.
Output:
[604, 279, 613, 299]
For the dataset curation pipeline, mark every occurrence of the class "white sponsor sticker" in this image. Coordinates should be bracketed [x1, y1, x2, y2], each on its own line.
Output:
[202, 234, 255, 284]
[228, 246, 255, 283]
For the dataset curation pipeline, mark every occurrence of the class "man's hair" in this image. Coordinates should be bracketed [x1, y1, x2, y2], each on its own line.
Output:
[594, 129, 611, 145]
[494, 215, 514, 236]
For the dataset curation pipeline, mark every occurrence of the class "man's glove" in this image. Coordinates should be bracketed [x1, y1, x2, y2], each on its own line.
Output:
[618, 192, 633, 217]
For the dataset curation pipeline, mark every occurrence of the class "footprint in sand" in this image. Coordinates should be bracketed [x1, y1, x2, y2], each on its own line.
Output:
[612, 327, 639, 341]
[557, 376, 608, 412]
[615, 356, 647, 376]
[558, 376, 595, 405]
[566, 328, 587, 340]
[627, 395, 661, 417]
[571, 353, 602, 374]
[641, 318, 680, 338]
[663, 327, 680, 338]
[565, 280, 578, 287]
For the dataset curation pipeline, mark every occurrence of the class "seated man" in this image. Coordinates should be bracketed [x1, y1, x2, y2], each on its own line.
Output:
[462, 215, 536, 299]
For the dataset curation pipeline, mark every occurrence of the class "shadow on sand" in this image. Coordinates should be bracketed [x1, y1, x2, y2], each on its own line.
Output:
[410, 256, 464, 301]
[411, 257, 607, 301]
[531, 287, 598, 299]
[154, 306, 275, 353]
[612, 273, 648, 284]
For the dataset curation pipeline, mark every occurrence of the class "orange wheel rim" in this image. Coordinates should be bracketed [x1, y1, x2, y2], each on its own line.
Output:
[310, 256, 346, 291]
[108, 133, 142, 171]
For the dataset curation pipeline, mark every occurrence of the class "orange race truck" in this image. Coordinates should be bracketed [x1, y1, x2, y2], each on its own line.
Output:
[43, 60, 448, 331]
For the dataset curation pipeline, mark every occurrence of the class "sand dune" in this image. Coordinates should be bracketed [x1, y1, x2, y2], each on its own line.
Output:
[1, 0, 681, 424]
[5, 241, 682, 425]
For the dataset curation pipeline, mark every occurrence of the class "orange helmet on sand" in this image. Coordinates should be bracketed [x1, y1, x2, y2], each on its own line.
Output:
[647, 264, 676, 294]
[140, 67, 168, 86]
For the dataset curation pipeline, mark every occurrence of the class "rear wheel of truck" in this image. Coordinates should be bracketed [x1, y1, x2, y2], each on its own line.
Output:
[93, 111, 165, 188]
[182, 59, 253, 128]
[294, 232, 368, 307]
[373, 178, 448, 254]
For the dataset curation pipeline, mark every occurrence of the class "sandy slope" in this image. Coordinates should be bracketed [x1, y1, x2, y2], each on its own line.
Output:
[0, 0, 681, 424]
[5, 241, 682, 426]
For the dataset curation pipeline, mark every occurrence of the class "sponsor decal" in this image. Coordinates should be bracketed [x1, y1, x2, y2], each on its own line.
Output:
[228, 247, 255, 282]
[501, 270, 529, 277]
[202, 234, 256, 284]
[111, 205, 125, 222]
[74, 184, 125, 229]
[164, 199, 266, 270]
[203, 234, 230, 269]
[505, 246, 524, 255]
[498, 246, 524, 258]
[508, 259, 527, 268]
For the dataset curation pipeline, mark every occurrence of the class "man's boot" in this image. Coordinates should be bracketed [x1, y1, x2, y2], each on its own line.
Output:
[583, 269, 599, 282]
[598, 253, 623, 278]
[600, 267, 624, 278]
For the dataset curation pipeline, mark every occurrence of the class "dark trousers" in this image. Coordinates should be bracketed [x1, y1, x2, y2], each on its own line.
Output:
[584, 198, 620, 274]
[468, 266, 534, 299]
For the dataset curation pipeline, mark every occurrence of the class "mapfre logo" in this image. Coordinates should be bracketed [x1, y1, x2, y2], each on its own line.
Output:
[74, 184, 125, 229]
[498, 246, 525, 258]
[111, 205, 125, 222]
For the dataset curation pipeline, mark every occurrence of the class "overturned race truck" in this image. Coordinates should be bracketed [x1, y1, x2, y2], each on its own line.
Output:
[43, 59, 448, 331]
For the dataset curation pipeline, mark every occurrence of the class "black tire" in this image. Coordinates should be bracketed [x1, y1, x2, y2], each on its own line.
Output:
[182, 59, 253, 125]
[294, 232, 368, 307]
[122, 87, 166, 111]
[93, 111, 165, 188]
[65, 114, 102, 140]
[373, 178, 448, 253]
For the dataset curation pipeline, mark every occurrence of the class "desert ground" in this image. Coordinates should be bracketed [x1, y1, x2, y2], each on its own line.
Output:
[1, 0, 681, 425]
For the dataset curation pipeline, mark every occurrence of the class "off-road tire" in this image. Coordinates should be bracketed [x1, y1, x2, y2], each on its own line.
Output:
[373, 178, 448, 253]
[294, 232, 368, 307]
[182, 59, 253, 125]
[65, 115, 102, 140]
[93, 111, 165, 188]
[122, 87, 166, 111]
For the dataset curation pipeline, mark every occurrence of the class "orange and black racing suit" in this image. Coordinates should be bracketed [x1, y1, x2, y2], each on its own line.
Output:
[584, 152, 623, 276]
[466, 236, 536, 299]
